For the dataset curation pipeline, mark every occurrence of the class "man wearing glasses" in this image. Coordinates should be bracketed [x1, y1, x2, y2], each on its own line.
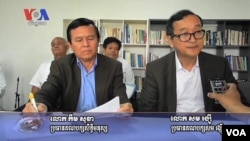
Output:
[139, 9, 237, 112]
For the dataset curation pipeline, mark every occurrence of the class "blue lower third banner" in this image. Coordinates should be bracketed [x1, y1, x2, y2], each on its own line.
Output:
[0, 112, 250, 141]
[222, 125, 250, 141]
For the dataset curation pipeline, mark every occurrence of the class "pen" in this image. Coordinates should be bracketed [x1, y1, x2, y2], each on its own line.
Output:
[29, 93, 38, 112]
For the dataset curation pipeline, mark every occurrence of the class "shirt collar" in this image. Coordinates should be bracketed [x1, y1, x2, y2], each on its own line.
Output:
[76, 56, 98, 69]
[175, 52, 199, 71]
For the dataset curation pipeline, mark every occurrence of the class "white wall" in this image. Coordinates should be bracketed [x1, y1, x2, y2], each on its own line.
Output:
[0, 0, 250, 110]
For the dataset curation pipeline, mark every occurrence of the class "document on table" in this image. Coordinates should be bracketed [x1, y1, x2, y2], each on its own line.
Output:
[86, 96, 120, 112]
[73, 96, 130, 118]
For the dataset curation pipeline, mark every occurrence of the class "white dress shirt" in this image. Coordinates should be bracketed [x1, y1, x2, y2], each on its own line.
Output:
[117, 57, 135, 98]
[117, 57, 135, 85]
[29, 61, 52, 88]
[175, 54, 205, 113]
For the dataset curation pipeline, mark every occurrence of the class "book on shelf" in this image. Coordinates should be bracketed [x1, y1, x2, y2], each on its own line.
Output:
[203, 29, 249, 46]
[150, 30, 168, 45]
[124, 51, 145, 68]
[124, 24, 146, 44]
[225, 55, 248, 71]
[100, 26, 122, 42]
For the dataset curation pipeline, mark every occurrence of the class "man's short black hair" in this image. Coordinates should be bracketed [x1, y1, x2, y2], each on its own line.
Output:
[103, 37, 122, 50]
[67, 18, 100, 43]
[166, 9, 203, 37]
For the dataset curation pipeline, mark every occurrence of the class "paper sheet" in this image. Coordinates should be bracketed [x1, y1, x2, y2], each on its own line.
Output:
[75, 96, 129, 118]
[86, 96, 120, 112]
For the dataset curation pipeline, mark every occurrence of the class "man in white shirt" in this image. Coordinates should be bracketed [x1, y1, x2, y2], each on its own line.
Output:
[103, 37, 135, 85]
[14, 37, 68, 111]
[102, 37, 136, 98]
[139, 10, 237, 112]
[29, 37, 68, 94]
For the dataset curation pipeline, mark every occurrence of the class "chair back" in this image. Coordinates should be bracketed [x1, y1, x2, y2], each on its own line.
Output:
[238, 81, 250, 104]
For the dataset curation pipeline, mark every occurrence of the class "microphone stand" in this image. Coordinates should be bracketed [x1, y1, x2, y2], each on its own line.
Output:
[14, 77, 20, 109]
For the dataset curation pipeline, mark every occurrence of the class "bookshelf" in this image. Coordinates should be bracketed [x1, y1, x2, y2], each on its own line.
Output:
[202, 20, 250, 81]
[98, 19, 123, 56]
[148, 19, 173, 63]
[98, 19, 147, 93]
[99, 19, 147, 69]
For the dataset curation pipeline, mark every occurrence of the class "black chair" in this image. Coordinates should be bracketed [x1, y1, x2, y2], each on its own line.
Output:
[238, 81, 250, 105]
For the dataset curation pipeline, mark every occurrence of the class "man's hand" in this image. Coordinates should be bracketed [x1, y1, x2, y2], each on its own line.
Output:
[22, 102, 48, 113]
[118, 102, 134, 113]
[207, 83, 244, 113]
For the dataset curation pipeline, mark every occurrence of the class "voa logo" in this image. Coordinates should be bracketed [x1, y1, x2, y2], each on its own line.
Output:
[24, 9, 50, 27]
[226, 129, 246, 136]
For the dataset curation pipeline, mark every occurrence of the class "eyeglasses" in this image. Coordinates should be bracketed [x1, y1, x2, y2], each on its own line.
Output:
[171, 29, 205, 42]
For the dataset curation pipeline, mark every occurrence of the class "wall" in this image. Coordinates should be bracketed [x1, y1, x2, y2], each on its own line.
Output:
[0, 0, 250, 110]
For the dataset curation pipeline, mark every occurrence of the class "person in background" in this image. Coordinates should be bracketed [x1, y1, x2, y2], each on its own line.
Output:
[103, 37, 137, 110]
[208, 83, 250, 113]
[103, 37, 135, 98]
[0, 64, 6, 96]
[30, 37, 69, 94]
[22, 18, 133, 113]
[14, 37, 68, 111]
[139, 9, 240, 113]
